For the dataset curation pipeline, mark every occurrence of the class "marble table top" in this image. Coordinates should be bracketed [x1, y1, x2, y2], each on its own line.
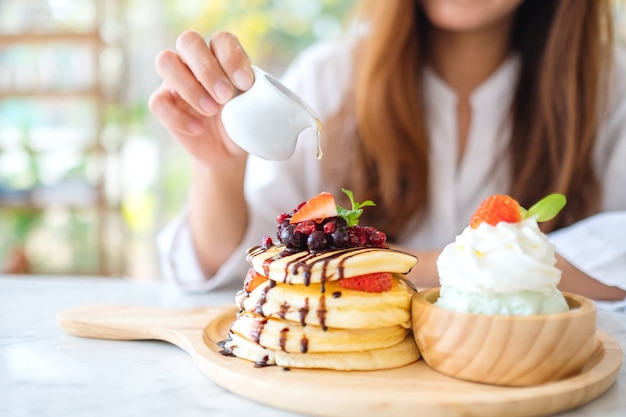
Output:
[1, 275, 624, 417]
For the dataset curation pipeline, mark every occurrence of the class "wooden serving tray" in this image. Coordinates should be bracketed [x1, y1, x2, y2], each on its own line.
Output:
[57, 305, 622, 417]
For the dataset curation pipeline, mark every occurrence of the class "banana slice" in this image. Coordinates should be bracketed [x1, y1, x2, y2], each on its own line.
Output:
[230, 311, 409, 353]
[246, 244, 417, 285]
[219, 332, 420, 370]
[235, 276, 414, 329]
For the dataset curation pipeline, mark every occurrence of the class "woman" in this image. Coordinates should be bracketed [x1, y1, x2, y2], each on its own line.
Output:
[150, 0, 626, 304]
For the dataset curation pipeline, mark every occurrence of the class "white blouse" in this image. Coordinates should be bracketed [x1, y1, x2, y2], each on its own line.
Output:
[157, 37, 626, 309]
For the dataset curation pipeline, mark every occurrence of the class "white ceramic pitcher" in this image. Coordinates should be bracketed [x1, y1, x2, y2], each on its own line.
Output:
[221, 65, 320, 161]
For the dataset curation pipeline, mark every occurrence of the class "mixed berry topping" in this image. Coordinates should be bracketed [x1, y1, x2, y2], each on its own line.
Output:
[277, 214, 387, 253]
[266, 189, 387, 253]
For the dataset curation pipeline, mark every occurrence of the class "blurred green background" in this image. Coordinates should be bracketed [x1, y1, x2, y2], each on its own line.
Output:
[0, 0, 623, 279]
[0, 0, 358, 279]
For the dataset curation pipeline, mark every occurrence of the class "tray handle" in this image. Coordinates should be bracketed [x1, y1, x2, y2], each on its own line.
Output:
[57, 304, 226, 345]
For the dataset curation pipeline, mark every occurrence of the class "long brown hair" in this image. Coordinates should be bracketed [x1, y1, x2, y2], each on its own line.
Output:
[321, 0, 614, 239]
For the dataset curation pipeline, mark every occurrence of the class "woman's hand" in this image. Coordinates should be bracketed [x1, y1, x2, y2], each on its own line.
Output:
[150, 31, 255, 278]
[149, 30, 255, 168]
[556, 255, 626, 301]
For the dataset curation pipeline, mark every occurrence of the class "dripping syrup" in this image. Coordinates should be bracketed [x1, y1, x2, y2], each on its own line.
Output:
[315, 118, 323, 160]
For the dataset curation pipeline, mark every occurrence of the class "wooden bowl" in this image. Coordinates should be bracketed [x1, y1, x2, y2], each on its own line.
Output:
[412, 288, 598, 386]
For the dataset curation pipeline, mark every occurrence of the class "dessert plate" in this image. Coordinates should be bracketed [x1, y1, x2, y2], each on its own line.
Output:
[58, 305, 622, 417]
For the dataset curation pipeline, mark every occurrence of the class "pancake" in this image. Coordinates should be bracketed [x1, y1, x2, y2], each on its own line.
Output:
[219, 190, 421, 370]
[220, 332, 420, 370]
[246, 244, 417, 285]
[235, 275, 414, 329]
[230, 310, 409, 353]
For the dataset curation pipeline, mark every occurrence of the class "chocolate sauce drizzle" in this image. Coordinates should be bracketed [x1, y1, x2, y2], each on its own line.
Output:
[246, 246, 386, 335]
[279, 327, 289, 352]
[254, 279, 276, 316]
[254, 355, 270, 368]
[250, 317, 268, 343]
[317, 294, 327, 331]
[278, 301, 289, 319]
[247, 245, 399, 287]
[300, 335, 309, 353]
[217, 336, 235, 357]
[298, 298, 309, 327]
[227, 244, 413, 366]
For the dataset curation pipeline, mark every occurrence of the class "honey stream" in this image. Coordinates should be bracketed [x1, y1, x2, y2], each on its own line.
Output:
[315, 118, 323, 160]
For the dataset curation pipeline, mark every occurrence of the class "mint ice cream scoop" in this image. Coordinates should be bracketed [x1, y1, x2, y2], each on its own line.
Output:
[436, 205, 568, 315]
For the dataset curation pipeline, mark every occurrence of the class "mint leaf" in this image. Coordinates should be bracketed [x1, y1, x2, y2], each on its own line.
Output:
[518, 206, 528, 218]
[337, 188, 375, 227]
[336, 206, 360, 226]
[524, 193, 567, 222]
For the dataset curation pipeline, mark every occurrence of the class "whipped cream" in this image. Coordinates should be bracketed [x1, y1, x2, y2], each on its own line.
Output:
[436, 218, 568, 315]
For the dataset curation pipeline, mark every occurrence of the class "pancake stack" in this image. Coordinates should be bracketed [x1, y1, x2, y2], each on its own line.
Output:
[218, 191, 420, 370]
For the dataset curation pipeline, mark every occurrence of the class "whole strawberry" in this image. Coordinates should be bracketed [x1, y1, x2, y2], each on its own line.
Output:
[469, 193, 567, 229]
[470, 195, 522, 229]
[339, 272, 393, 292]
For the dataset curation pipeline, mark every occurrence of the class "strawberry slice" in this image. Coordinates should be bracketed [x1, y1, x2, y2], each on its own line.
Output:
[469, 194, 522, 229]
[289, 192, 338, 224]
[339, 272, 393, 292]
[243, 268, 268, 292]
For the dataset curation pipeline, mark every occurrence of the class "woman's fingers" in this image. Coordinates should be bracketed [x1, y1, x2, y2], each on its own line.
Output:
[175, 31, 254, 106]
[209, 31, 254, 91]
[175, 31, 234, 105]
[154, 48, 220, 117]
[148, 83, 205, 136]
[149, 83, 247, 163]
[154, 30, 254, 118]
